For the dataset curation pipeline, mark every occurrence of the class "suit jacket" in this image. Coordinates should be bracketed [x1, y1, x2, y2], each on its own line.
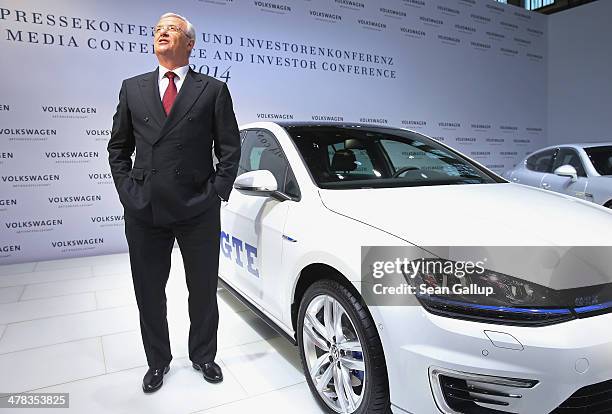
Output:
[108, 68, 241, 225]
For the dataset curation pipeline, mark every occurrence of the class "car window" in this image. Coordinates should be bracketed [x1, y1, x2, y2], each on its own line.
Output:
[552, 148, 586, 177]
[285, 126, 501, 189]
[584, 146, 612, 176]
[327, 143, 378, 178]
[526, 149, 557, 173]
[381, 140, 477, 177]
[238, 129, 300, 198]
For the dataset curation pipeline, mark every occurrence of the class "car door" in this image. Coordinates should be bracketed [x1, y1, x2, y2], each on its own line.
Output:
[512, 148, 557, 187]
[220, 128, 299, 319]
[541, 147, 588, 199]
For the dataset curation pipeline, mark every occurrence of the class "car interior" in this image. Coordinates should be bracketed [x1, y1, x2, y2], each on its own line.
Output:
[288, 127, 496, 188]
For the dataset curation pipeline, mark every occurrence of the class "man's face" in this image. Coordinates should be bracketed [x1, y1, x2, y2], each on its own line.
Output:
[154, 16, 194, 60]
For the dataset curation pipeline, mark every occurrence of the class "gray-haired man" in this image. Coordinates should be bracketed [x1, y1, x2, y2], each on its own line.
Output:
[108, 12, 241, 393]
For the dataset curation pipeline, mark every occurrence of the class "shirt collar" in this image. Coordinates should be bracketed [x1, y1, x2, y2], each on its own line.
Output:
[158, 64, 190, 82]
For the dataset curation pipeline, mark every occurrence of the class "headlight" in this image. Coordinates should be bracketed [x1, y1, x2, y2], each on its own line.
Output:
[405, 259, 577, 326]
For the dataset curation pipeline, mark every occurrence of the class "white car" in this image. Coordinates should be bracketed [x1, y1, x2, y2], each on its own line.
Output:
[218, 122, 612, 414]
[503, 143, 612, 208]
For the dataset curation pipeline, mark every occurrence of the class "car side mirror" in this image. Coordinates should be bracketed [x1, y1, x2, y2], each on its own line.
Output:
[554, 164, 578, 181]
[234, 170, 278, 197]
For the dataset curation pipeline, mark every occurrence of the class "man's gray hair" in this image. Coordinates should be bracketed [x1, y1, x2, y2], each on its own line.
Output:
[159, 12, 196, 40]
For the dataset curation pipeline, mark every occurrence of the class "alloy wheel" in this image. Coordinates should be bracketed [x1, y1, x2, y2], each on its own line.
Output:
[302, 294, 366, 413]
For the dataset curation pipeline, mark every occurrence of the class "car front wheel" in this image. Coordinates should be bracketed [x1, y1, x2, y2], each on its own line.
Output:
[297, 279, 390, 414]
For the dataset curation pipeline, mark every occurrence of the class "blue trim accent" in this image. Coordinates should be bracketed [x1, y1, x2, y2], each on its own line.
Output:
[423, 296, 572, 315]
[282, 235, 297, 242]
[574, 301, 612, 314]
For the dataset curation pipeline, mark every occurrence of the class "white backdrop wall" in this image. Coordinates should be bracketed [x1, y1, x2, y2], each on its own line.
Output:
[547, 0, 612, 145]
[0, 0, 547, 264]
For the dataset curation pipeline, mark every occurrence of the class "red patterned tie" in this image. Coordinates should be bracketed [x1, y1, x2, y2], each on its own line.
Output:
[162, 71, 177, 116]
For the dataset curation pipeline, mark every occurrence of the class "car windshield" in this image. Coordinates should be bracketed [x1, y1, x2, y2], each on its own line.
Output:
[584, 146, 612, 176]
[284, 125, 502, 189]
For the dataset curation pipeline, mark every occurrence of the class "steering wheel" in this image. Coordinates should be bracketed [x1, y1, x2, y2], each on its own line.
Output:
[391, 166, 420, 178]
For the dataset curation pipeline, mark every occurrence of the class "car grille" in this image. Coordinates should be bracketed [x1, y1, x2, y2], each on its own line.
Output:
[439, 375, 518, 413]
[430, 367, 538, 414]
[550, 378, 612, 413]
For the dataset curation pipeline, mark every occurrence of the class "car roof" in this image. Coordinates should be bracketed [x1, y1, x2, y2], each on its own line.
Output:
[240, 121, 419, 136]
[530, 142, 612, 153]
[571, 142, 612, 148]
[275, 121, 402, 130]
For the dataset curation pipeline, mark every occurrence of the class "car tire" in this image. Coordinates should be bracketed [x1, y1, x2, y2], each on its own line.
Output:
[297, 279, 390, 414]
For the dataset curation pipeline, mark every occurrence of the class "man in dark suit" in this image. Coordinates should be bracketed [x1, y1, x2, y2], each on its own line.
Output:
[108, 12, 240, 393]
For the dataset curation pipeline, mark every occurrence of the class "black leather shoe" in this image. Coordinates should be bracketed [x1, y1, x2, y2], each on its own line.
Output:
[142, 365, 170, 393]
[192, 361, 223, 383]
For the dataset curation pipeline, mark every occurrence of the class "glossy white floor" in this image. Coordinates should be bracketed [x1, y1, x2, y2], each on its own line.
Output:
[0, 250, 325, 413]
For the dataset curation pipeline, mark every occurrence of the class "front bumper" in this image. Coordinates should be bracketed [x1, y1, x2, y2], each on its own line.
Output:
[374, 306, 612, 413]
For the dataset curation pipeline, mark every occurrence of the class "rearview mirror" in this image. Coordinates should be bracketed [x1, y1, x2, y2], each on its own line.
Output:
[233, 170, 278, 197]
[554, 164, 578, 181]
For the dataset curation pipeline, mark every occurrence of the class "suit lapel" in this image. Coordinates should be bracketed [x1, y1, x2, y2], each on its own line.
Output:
[137, 68, 166, 133]
[154, 69, 209, 145]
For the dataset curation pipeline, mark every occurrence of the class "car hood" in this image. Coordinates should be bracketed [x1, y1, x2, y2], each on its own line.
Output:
[318, 183, 612, 246]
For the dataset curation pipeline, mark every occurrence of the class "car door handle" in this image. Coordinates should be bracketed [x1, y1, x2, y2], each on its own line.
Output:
[512, 177, 519, 182]
[542, 183, 550, 188]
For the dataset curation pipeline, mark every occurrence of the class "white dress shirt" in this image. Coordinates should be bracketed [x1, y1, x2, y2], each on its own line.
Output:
[158, 64, 190, 99]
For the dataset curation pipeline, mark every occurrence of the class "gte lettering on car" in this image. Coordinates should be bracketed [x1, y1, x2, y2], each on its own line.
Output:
[219, 231, 258, 277]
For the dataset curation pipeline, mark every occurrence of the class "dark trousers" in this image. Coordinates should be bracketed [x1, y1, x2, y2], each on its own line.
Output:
[124, 207, 220, 369]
